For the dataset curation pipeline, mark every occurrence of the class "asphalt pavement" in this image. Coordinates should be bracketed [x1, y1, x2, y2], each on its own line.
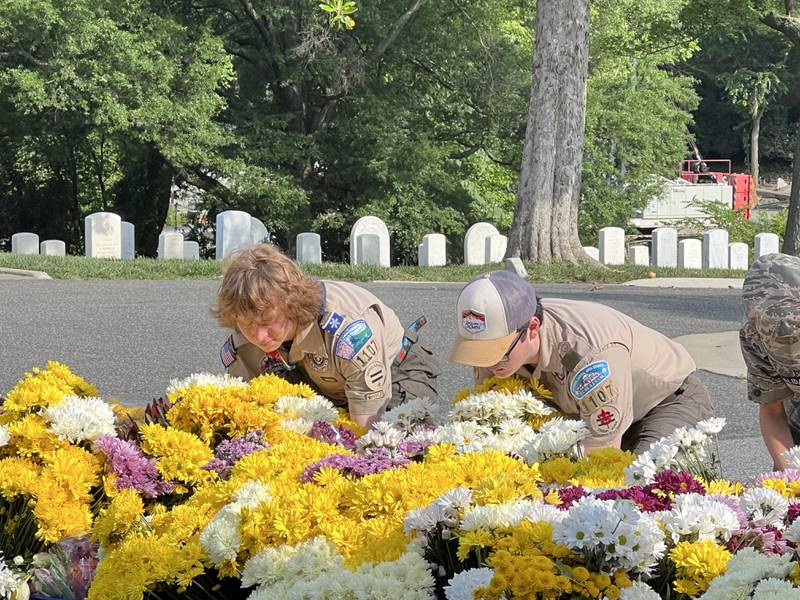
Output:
[0, 278, 768, 481]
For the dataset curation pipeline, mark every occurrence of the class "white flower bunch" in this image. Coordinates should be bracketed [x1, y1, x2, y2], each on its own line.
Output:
[608, 581, 661, 600]
[0, 554, 23, 600]
[42, 395, 116, 443]
[403, 488, 472, 535]
[444, 568, 496, 600]
[656, 493, 741, 543]
[422, 422, 494, 454]
[554, 497, 665, 575]
[273, 395, 339, 432]
[200, 481, 270, 568]
[0, 426, 9, 448]
[382, 397, 448, 431]
[740, 487, 789, 528]
[625, 418, 726, 485]
[697, 547, 796, 600]
[517, 417, 589, 464]
[449, 390, 553, 429]
[165, 372, 247, 396]
[242, 538, 435, 600]
[460, 498, 564, 531]
[357, 421, 409, 453]
[781, 446, 800, 469]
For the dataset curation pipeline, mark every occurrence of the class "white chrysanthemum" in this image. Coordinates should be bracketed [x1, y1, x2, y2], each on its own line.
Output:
[647, 440, 680, 469]
[783, 517, 800, 543]
[274, 395, 338, 424]
[752, 578, 800, 599]
[517, 417, 588, 463]
[612, 581, 661, 600]
[696, 417, 726, 435]
[782, 446, 800, 469]
[444, 568, 495, 600]
[357, 421, 409, 452]
[450, 390, 553, 429]
[427, 421, 494, 454]
[404, 487, 473, 534]
[382, 397, 448, 430]
[354, 551, 436, 599]
[0, 426, 9, 448]
[42, 395, 116, 443]
[165, 372, 246, 395]
[624, 451, 658, 486]
[241, 537, 342, 589]
[741, 487, 789, 528]
[233, 481, 271, 509]
[200, 507, 242, 567]
[698, 547, 795, 600]
[0, 555, 21, 598]
[460, 498, 553, 531]
[660, 493, 741, 543]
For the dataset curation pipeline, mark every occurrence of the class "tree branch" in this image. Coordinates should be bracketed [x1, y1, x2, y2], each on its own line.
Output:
[787, 0, 797, 18]
[761, 11, 800, 46]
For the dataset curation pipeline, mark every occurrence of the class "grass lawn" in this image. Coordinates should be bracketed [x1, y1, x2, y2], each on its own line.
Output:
[0, 252, 748, 282]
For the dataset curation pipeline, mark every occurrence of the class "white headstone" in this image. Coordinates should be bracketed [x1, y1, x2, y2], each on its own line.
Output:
[703, 229, 729, 269]
[85, 212, 122, 258]
[754, 232, 780, 258]
[158, 232, 184, 260]
[296, 232, 322, 264]
[505, 257, 528, 278]
[356, 233, 382, 266]
[628, 245, 650, 266]
[183, 241, 200, 260]
[728, 242, 749, 270]
[678, 239, 702, 269]
[121, 221, 135, 259]
[418, 233, 446, 267]
[463, 222, 500, 265]
[485, 234, 508, 263]
[777, 177, 789, 190]
[350, 216, 390, 267]
[651, 227, 678, 268]
[11, 233, 39, 255]
[250, 218, 269, 245]
[583, 246, 600, 261]
[215, 210, 252, 260]
[39, 240, 65, 257]
[599, 227, 625, 265]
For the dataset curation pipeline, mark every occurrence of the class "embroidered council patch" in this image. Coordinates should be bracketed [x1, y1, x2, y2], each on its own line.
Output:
[335, 319, 373, 360]
[322, 312, 345, 336]
[461, 309, 487, 333]
[364, 361, 387, 391]
[220, 335, 237, 368]
[588, 405, 620, 435]
[569, 360, 611, 400]
[309, 354, 329, 372]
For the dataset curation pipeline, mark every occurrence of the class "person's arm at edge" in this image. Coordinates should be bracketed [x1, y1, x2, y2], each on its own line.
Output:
[760, 401, 793, 469]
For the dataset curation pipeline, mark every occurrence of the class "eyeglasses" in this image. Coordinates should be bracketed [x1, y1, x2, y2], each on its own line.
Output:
[497, 327, 526, 363]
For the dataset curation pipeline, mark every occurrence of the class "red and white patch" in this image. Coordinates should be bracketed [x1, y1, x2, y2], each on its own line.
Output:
[461, 309, 487, 333]
[588, 405, 620, 435]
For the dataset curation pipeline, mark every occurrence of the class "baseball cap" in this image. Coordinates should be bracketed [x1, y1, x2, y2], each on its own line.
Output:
[449, 270, 538, 367]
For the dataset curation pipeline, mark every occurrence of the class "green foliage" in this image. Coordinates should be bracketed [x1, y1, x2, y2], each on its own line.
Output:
[685, 200, 787, 248]
[319, 0, 358, 30]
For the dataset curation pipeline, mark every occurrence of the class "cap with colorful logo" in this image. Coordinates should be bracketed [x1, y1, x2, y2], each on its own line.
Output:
[449, 270, 538, 367]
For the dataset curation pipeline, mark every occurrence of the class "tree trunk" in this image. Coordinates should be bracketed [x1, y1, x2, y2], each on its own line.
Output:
[751, 101, 763, 187]
[782, 123, 800, 255]
[507, 0, 591, 263]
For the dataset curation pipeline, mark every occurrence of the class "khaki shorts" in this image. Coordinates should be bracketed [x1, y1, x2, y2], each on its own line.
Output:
[620, 373, 713, 455]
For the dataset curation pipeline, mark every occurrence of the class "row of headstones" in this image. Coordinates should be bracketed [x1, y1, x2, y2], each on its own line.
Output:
[583, 227, 781, 270]
[9, 210, 270, 260]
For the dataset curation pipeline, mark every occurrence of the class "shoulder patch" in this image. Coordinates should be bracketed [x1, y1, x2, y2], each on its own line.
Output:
[587, 405, 620, 435]
[335, 319, 373, 360]
[322, 312, 345, 336]
[569, 360, 611, 400]
[220, 335, 238, 368]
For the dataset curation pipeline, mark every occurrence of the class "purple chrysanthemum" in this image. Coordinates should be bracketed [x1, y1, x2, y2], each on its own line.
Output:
[300, 448, 410, 483]
[728, 524, 790, 555]
[203, 430, 270, 479]
[557, 485, 587, 509]
[649, 469, 705, 496]
[308, 421, 357, 451]
[95, 435, 175, 498]
[396, 438, 434, 459]
[597, 486, 671, 512]
[788, 502, 800, 525]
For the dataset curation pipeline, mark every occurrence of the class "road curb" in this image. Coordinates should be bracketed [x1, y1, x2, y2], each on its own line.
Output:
[0, 267, 52, 280]
[624, 277, 743, 289]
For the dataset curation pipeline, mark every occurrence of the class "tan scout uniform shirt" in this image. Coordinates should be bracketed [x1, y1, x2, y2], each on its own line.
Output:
[223, 281, 405, 417]
[477, 299, 696, 446]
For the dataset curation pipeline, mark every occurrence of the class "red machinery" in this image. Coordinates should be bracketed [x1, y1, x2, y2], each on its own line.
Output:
[681, 145, 755, 218]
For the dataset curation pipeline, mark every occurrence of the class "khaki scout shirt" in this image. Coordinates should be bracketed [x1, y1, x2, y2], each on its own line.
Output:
[222, 281, 405, 416]
[477, 298, 696, 446]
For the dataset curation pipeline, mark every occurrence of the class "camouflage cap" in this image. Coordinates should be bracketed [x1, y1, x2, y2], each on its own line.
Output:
[743, 252, 800, 367]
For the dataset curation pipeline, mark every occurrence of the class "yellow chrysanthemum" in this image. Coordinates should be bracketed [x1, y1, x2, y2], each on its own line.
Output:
[92, 488, 145, 546]
[139, 423, 215, 486]
[540, 457, 579, 484]
[247, 373, 315, 407]
[3, 361, 98, 414]
[704, 479, 743, 496]
[669, 540, 731, 597]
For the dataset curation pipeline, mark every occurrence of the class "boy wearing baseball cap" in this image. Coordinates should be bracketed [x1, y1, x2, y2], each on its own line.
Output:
[449, 271, 712, 453]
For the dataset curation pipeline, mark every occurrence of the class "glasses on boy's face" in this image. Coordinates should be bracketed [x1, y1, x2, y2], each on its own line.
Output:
[497, 327, 526, 363]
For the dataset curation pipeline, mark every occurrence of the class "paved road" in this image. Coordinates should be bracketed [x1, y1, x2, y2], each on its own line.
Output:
[0, 279, 768, 481]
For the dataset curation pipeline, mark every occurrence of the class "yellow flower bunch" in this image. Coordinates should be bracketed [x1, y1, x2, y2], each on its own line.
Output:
[92, 488, 145, 546]
[165, 384, 281, 446]
[538, 448, 633, 488]
[564, 567, 631, 600]
[704, 479, 743, 496]
[2, 361, 98, 415]
[247, 373, 316, 407]
[481, 549, 572, 599]
[7, 414, 67, 458]
[759, 477, 800, 498]
[452, 375, 554, 403]
[669, 540, 731, 597]
[139, 424, 215, 487]
[471, 471, 543, 505]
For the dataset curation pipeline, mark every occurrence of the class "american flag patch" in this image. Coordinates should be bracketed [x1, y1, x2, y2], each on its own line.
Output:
[220, 335, 237, 368]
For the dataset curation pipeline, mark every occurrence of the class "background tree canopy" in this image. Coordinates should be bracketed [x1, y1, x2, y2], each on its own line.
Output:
[0, 0, 797, 261]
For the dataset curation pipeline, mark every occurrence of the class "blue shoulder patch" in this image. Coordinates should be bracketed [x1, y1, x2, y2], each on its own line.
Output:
[220, 335, 238, 369]
[335, 319, 373, 360]
[322, 311, 345, 336]
[569, 360, 611, 400]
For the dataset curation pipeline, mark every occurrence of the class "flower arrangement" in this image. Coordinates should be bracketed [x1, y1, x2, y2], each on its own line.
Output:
[6, 365, 800, 600]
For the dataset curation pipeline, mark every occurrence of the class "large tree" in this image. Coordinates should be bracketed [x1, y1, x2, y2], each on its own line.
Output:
[506, 0, 591, 262]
